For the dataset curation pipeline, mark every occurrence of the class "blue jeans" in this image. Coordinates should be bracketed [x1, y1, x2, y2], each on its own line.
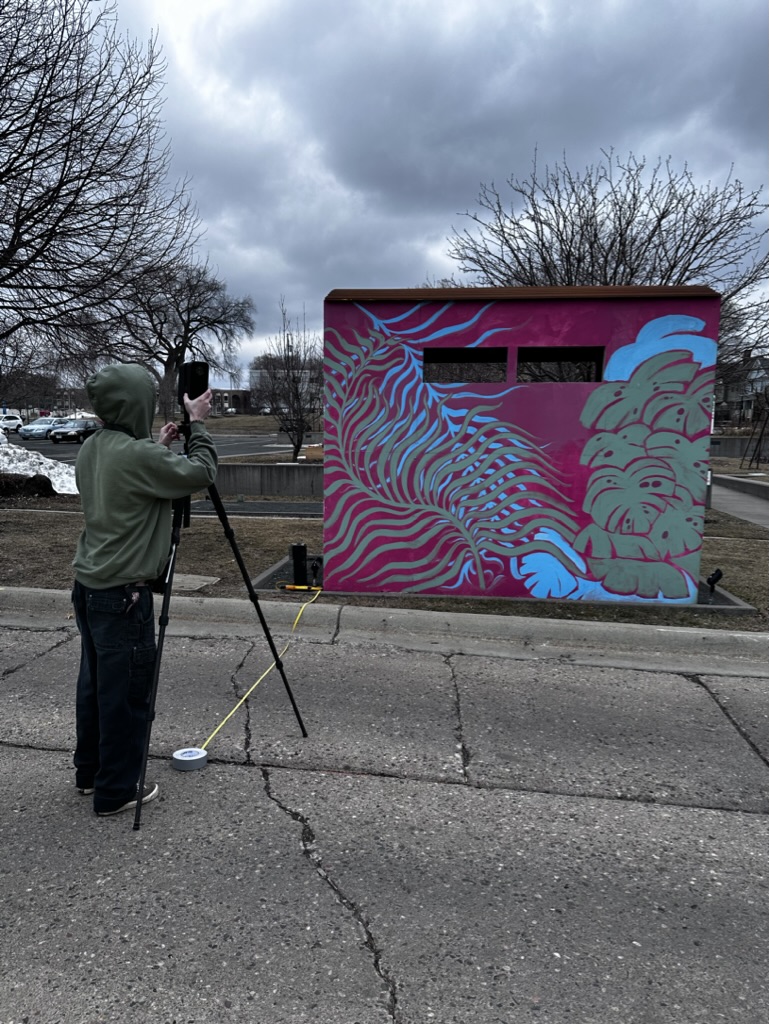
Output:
[72, 581, 157, 814]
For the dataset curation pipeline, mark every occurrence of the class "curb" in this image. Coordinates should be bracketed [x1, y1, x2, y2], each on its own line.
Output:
[713, 474, 769, 500]
[1, 586, 767, 674]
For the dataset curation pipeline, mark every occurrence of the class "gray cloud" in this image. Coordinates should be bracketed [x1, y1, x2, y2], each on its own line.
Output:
[120, 0, 768, 364]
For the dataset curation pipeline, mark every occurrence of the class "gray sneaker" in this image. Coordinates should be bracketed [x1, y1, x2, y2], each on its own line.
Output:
[96, 782, 159, 817]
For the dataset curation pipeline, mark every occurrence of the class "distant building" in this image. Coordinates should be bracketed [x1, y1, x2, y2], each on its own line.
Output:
[249, 366, 322, 424]
[209, 388, 250, 415]
[716, 355, 769, 425]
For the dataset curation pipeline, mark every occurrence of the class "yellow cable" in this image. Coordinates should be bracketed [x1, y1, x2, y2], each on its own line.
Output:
[200, 589, 322, 751]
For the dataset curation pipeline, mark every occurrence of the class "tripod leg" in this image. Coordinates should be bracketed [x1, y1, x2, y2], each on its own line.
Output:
[133, 500, 185, 830]
[206, 484, 308, 738]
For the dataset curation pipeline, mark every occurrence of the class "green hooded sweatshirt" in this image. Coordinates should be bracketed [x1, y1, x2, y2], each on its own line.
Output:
[73, 363, 218, 588]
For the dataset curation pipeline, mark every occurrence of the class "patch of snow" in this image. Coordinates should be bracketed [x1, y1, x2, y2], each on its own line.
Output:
[0, 445, 78, 494]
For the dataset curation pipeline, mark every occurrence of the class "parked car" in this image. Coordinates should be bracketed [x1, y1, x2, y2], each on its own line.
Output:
[18, 416, 69, 440]
[0, 413, 24, 434]
[49, 418, 101, 444]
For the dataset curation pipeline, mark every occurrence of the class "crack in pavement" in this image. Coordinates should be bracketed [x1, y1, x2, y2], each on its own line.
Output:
[447, 654, 471, 782]
[330, 605, 343, 645]
[687, 671, 769, 772]
[1, 628, 74, 678]
[188, 755, 769, 817]
[236, 641, 257, 765]
[260, 765, 401, 1023]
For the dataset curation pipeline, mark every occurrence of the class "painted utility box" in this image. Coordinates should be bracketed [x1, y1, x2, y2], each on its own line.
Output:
[323, 286, 719, 604]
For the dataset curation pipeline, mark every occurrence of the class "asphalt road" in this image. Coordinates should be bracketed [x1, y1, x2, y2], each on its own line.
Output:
[4, 430, 293, 465]
[1, 592, 769, 1023]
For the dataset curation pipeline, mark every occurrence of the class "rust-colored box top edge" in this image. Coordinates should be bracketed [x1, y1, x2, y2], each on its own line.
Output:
[324, 285, 720, 302]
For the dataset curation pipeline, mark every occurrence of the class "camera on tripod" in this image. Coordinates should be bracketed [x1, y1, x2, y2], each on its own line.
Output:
[177, 361, 210, 406]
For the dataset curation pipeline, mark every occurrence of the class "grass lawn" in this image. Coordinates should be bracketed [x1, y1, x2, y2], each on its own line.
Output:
[1, 483, 766, 631]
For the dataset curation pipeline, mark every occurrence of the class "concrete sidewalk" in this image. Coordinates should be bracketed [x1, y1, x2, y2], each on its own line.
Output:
[1, 590, 768, 1023]
[710, 481, 769, 530]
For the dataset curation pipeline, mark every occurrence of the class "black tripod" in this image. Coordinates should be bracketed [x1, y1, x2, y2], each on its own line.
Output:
[134, 419, 308, 830]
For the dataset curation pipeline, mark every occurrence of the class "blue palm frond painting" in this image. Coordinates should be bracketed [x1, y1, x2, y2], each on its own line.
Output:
[325, 305, 581, 595]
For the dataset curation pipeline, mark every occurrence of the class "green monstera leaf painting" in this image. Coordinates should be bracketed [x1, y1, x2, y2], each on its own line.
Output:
[576, 346, 714, 601]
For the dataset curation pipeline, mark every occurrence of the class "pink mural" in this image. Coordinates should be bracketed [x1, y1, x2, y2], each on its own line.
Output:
[323, 286, 720, 604]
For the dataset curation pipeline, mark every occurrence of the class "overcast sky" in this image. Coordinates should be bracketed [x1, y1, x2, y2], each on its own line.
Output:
[117, 0, 768, 373]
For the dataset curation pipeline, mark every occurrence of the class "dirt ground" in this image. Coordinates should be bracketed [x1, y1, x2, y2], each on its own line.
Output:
[0, 487, 322, 601]
[1, 477, 767, 631]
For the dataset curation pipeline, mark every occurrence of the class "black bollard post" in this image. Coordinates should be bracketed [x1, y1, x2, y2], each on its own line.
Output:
[291, 543, 307, 586]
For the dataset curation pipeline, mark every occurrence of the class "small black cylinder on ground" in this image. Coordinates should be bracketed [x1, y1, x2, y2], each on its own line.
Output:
[291, 543, 307, 585]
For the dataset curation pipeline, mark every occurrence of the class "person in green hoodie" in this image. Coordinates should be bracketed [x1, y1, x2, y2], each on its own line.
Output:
[72, 363, 218, 816]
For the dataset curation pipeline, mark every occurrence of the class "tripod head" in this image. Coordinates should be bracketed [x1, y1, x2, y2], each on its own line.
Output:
[177, 417, 193, 446]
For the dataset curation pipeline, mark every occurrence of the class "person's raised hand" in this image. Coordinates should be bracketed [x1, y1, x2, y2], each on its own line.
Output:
[184, 388, 212, 422]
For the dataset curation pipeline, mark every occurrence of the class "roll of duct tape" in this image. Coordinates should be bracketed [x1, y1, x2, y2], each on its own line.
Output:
[172, 747, 208, 771]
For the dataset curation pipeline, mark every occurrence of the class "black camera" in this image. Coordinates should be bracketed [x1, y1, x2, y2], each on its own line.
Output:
[177, 361, 209, 405]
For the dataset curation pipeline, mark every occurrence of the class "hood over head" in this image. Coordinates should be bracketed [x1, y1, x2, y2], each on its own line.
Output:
[86, 364, 157, 439]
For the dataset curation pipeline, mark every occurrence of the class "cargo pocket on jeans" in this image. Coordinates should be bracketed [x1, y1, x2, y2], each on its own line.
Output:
[128, 645, 157, 706]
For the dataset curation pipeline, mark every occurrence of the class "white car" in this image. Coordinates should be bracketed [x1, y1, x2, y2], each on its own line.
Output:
[0, 413, 24, 434]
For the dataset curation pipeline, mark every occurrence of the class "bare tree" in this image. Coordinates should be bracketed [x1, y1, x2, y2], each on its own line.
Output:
[448, 150, 768, 371]
[250, 301, 322, 461]
[0, 0, 197, 359]
[0, 328, 57, 414]
[116, 262, 255, 418]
